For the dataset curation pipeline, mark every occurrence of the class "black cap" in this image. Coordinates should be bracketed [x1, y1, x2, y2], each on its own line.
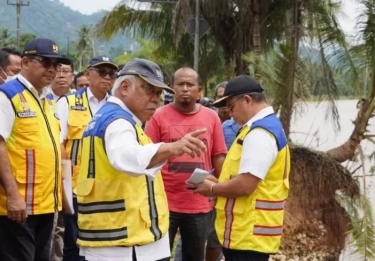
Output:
[23, 38, 71, 65]
[87, 56, 118, 70]
[118, 58, 175, 94]
[213, 75, 264, 108]
[164, 90, 174, 103]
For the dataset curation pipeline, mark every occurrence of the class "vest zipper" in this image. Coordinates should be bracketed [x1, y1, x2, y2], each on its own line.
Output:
[28, 90, 59, 212]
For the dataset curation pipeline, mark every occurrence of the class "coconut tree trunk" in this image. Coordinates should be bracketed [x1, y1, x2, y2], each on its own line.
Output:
[251, 0, 262, 79]
[224, 50, 232, 80]
[252, 0, 261, 57]
[279, 0, 301, 139]
[326, 98, 375, 162]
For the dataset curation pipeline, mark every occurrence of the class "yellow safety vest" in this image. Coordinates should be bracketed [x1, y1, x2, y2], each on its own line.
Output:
[76, 102, 169, 247]
[0, 79, 62, 215]
[215, 114, 290, 253]
[63, 87, 92, 189]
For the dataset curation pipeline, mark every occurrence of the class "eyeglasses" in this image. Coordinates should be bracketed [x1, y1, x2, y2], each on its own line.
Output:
[56, 69, 72, 76]
[27, 56, 62, 70]
[89, 67, 117, 79]
[141, 84, 163, 97]
[227, 95, 245, 112]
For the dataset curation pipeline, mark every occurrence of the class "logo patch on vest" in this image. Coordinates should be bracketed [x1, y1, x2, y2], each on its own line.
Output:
[72, 93, 87, 111]
[70, 106, 87, 111]
[17, 111, 37, 118]
[17, 93, 37, 118]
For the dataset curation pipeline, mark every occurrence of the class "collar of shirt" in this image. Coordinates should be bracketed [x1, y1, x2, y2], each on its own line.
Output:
[107, 96, 142, 125]
[46, 86, 62, 101]
[86, 86, 110, 103]
[17, 74, 49, 101]
[244, 106, 274, 128]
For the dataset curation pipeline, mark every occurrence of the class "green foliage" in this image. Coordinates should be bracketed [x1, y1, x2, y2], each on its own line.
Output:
[0, 29, 37, 50]
[337, 193, 375, 259]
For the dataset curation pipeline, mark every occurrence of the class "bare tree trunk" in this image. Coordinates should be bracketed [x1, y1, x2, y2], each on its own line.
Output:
[224, 50, 232, 80]
[252, 0, 261, 57]
[279, 0, 301, 139]
[251, 0, 261, 79]
[326, 98, 375, 162]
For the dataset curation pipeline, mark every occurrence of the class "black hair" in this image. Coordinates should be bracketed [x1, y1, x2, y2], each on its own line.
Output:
[74, 71, 85, 86]
[0, 47, 21, 70]
[214, 81, 228, 98]
[171, 67, 201, 85]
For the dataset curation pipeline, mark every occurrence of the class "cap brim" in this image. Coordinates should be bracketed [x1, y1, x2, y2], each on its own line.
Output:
[139, 75, 175, 94]
[40, 54, 71, 65]
[88, 62, 119, 70]
[212, 95, 231, 108]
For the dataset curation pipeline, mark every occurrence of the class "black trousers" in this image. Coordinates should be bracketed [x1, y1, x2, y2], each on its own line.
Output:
[222, 248, 270, 261]
[168, 211, 211, 261]
[63, 197, 85, 261]
[0, 213, 55, 261]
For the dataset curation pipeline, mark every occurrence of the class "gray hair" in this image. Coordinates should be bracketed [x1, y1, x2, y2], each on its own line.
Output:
[112, 75, 137, 93]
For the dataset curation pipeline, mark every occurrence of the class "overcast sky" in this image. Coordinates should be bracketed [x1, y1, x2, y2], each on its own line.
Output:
[60, 0, 361, 35]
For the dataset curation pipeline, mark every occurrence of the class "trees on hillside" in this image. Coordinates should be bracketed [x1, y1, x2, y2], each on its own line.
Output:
[0, 28, 36, 50]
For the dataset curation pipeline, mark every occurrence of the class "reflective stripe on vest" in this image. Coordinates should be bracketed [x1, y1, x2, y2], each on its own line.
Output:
[88, 137, 95, 179]
[70, 139, 80, 166]
[253, 225, 283, 236]
[79, 227, 128, 241]
[25, 149, 36, 214]
[78, 199, 125, 214]
[222, 175, 236, 249]
[145, 175, 162, 241]
[283, 146, 288, 179]
[255, 200, 285, 211]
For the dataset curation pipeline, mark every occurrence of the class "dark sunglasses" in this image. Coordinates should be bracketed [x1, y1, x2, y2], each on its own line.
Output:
[89, 67, 117, 79]
[27, 56, 62, 70]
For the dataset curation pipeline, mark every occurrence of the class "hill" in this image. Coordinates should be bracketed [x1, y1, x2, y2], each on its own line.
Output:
[0, 0, 133, 58]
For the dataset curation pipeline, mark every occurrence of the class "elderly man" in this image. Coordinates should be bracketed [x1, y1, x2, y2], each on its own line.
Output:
[0, 38, 70, 261]
[194, 75, 290, 261]
[56, 56, 118, 261]
[76, 58, 207, 261]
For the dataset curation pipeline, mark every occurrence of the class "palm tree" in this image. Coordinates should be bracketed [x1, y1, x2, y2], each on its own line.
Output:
[0, 28, 14, 46]
[75, 25, 95, 71]
[97, 1, 225, 90]
[96, 0, 283, 80]
[20, 33, 36, 50]
[325, 0, 375, 164]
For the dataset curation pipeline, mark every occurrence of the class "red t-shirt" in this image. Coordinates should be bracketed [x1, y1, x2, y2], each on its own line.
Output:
[145, 104, 227, 213]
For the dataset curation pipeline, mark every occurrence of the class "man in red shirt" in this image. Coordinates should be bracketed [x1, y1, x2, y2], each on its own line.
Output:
[145, 67, 227, 261]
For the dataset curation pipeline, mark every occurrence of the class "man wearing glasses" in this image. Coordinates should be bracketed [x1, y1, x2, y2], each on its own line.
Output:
[193, 75, 290, 261]
[57, 56, 118, 261]
[0, 38, 71, 261]
[48, 63, 75, 101]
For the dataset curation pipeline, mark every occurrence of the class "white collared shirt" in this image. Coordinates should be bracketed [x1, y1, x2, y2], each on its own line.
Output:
[0, 75, 49, 141]
[80, 96, 170, 261]
[57, 87, 109, 142]
[46, 86, 62, 101]
[238, 106, 278, 180]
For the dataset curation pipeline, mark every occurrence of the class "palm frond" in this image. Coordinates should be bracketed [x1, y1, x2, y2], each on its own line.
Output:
[337, 193, 375, 259]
